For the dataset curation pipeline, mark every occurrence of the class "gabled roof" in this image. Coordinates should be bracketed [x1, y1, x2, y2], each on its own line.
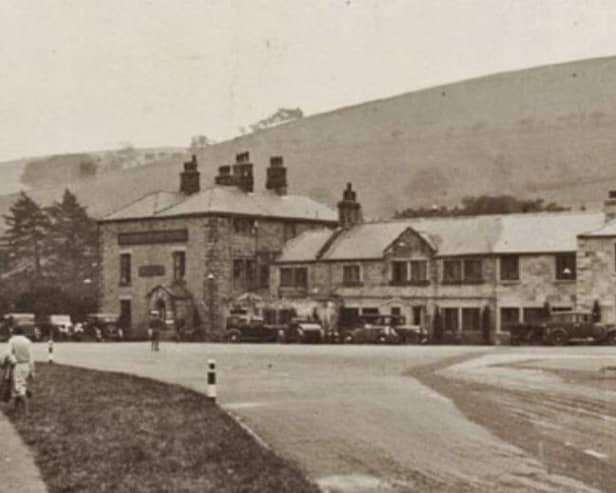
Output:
[277, 211, 606, 263]
[579, 218, 616, 237]
[101, 186, 337, 223]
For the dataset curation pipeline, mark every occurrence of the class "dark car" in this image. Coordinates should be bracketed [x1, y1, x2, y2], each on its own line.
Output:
[344, 316, 401, 344]
[0, 313, 40, 342]
[279, 319, 325, 343]
[508, 311, 616, 346]
[84, 313, 121, 341]
[224, 314, 279, 343]
[386, 315, 428, 344]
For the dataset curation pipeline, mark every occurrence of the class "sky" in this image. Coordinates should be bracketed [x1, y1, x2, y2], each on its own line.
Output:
[2, 0, 616, 161]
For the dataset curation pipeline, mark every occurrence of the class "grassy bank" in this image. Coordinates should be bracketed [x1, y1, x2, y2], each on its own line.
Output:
[4, 364, 318, 493]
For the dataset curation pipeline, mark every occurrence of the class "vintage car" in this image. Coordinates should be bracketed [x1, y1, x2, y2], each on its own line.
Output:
[279, 318, 325, 343]
[508, 311, 616, 346]
[344, 316, 401, 344]
[48, 314, 73, 340]
[343, 315, 427, 345]
[0, 313, 40, 342]
[224, 314, 279, 343]
[84, 313, 121, 341]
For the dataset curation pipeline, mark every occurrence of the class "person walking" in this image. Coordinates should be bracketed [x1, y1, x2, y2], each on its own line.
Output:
[6, 326, 35, 416]
[149, 311, 163, 352]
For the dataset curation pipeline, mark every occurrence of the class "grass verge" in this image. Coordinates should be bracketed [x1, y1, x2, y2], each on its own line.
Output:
[3, 363, 318, 493]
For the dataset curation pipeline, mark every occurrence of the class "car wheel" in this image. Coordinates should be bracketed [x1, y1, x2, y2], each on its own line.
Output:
[228, 332, 240, 343]
[606, 331, 616, 345]
[344, 334, 353, 344]
[377, 335, 387, 344]
[549, 330, 568, 346]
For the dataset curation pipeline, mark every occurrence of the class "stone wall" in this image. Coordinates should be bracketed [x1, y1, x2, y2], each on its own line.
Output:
[577, 237, 616, 322]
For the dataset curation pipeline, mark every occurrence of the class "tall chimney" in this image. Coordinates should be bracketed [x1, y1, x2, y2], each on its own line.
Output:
[337, 183, 363, 229]
[232, 152, 254, 193]
[605, 190, 616, 222]
[180, 155, 200, 194]
[214, 165, 234, 186]
[266, 156, 287, 195]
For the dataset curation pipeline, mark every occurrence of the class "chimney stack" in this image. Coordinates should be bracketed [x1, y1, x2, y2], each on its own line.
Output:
[232, 152, 254, 193]
[337, 183, 363, 229]
[266, 156, 287, 195]
[605, 190, 616, 222]
[214, 165, 234, 186]
[180, 155, 200, 194]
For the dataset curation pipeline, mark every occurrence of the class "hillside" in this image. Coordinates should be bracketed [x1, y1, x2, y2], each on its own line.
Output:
[3, 56, 616, 231]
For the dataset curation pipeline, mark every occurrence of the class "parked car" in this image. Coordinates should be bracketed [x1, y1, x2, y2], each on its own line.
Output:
[279, 318, 325, 343]
[0, 313, 40, 342]
[385, 315, 428, 344]
[84, 313, 121, 341]
[344, 316, 401, 344]
[224, 314, 279, 343]
[508, 311, 616, 346]
[49, 314, 73, 340]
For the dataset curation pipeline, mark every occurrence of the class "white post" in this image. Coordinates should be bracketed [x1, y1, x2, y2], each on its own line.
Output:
[207, 359, 216, 401]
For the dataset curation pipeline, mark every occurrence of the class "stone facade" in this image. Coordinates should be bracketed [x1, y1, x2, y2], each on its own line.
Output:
[99, 215, 331, 338]
[577, 236, 616, 322]
[272, 226, 579, 342]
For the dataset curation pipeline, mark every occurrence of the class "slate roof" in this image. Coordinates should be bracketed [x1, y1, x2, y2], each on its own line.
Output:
[102, 186, 337, 223]
[277, 211, 606, 262]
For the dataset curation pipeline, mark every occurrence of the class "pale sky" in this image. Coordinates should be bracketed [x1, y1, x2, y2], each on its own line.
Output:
[2, 0, 616, 161]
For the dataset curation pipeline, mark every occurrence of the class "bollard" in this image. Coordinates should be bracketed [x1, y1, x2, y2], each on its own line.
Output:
[207, 359, 216, 401]
[48, 338, 54, 364]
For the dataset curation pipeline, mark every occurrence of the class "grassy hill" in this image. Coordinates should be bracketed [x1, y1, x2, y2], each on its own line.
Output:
[3, 56, 616, 232]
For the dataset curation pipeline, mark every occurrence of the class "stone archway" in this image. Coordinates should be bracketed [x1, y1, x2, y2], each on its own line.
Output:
[146, 284, 196, 333]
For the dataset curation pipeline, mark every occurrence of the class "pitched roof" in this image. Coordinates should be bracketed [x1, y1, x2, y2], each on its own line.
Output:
[102, 186, 337, 223]
[579, 218, 616, 237]
[277, 211, 606, 262]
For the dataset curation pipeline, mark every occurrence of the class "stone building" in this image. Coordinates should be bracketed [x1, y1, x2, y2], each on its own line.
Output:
[577, 191, 616, 322]
[271, 184, 606, 342]
[98, 153, 337, 338]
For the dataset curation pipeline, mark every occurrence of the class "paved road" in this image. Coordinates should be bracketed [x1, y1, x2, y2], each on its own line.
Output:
[10, 342, 609, 492]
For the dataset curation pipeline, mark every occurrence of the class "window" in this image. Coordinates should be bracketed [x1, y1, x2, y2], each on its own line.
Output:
[208, 217, 219, 243]
[120, 253, 131, 285]
[443, 260, 462, 283]
[443, 258, 483, 283]
[463, 259, 482, 282]
[523, 307, 545, 323]
[500, 307, 520, 331]
[260, 264, 270, 289]
[443, 308, 459, 331]
[462, 308, 481, 331]
[555, 253, 576, 280]
[173, 251, 186, 281]
[233, 217, 255, 234]
[343, 265, 361, 286]
[412, 306, 423, 325]
[119, 299, 132, 329]
[280, 268, 294, 287]
[391, 306, 401, 317]
[233, 259, 243, 281]
[500, 255, 519, 281]
[410, 260, 428, 283]
[279, 267, 307, 288]
[391, 261, 408, 284]
[246, 259, 255, 283]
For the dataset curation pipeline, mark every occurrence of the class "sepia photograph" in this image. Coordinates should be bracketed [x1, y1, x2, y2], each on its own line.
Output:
[2, 1, 616, 491]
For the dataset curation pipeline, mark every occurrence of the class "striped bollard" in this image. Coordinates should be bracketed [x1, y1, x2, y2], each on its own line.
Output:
[48, 338, 54, 364]
[207, 359, 216, 401]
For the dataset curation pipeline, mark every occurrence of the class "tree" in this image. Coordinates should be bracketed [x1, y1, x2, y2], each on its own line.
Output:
[190, 135, 214, 153]
[46, 189, 98, 286]
[395, 194, 568, 218]
[248, 107, 304, 133]
[3, 192, 51, 279]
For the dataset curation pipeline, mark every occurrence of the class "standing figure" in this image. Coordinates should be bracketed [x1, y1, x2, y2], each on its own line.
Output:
[149, 311, 163, 351]
[6, 326, 35, 415]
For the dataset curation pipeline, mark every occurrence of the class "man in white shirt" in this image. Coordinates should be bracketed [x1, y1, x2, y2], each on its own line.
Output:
[7, 326, 35, 415]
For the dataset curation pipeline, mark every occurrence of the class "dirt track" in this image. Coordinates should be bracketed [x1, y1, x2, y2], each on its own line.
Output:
[11, 343, 616, 492]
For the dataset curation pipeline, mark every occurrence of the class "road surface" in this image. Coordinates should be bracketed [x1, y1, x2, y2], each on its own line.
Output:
[8, 342, 616, 492]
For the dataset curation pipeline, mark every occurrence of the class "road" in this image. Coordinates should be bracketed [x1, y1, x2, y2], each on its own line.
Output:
[9, 342, 616, 492]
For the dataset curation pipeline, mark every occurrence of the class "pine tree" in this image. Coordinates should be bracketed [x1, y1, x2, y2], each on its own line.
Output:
[46, 189, 98, 285]
[3, 192, 51, 279]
